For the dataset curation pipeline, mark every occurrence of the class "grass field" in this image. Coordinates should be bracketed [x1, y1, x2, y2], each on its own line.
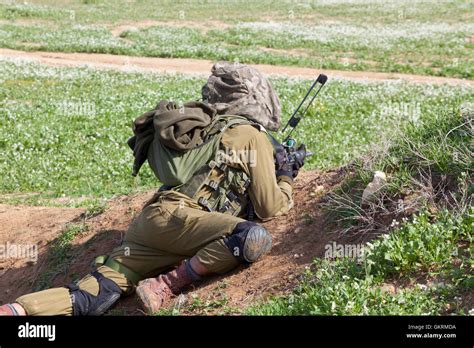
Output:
[0, 0, 473, 78]
[0, 0, 472, 317]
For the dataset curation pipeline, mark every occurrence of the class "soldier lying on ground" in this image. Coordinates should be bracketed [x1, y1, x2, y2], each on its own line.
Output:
[0, 61, 307, 315]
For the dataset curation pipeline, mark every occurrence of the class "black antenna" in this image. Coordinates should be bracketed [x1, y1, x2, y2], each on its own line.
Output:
[281, 74, 328, 142]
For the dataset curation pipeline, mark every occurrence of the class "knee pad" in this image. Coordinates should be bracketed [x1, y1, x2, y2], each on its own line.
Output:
[224, 221, 272, 263]
[65, 271, 122, 316]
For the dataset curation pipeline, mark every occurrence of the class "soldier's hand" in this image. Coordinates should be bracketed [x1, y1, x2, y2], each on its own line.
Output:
[275, 146, 293, 179]
[291, 144, 307, 178]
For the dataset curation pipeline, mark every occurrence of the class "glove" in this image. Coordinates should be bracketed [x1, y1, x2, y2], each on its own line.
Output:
[290, 144, 307, 178]
[274, 146, 293, 179]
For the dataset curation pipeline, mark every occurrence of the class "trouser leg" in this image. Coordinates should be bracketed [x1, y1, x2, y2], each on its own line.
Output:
[13, 201, 194, 316]
[127, 200, 272, 276]
[13, 240, 184, 316]
[134, 202, 273, 314]
[15, 265, 131, 316]
[125, 201, 246, 274]
[195, 220, 273, 274]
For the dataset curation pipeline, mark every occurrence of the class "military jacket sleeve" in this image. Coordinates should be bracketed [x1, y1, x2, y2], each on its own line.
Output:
[221, 125, 293, 219]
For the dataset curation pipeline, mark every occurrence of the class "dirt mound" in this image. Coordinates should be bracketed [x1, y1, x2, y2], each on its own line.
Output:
[0, 169, 352, 315]
[0, 204, 85, 304]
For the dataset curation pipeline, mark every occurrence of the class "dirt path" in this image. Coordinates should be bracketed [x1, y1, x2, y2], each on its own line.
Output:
[1, 48, 471, 85]
[0, 169, 359, 315]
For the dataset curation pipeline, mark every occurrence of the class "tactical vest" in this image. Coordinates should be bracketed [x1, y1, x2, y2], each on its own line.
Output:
[148, 115, 261, 217]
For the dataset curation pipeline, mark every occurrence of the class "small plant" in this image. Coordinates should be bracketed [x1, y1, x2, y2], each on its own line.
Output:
[84, 200, 107, 219]
[34, 223, 89, 290]
[301, 212, 315, 225]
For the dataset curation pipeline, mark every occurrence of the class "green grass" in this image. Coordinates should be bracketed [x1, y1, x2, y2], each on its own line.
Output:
[2, 0, 471, 25]
[381, 103, 473, 177]
[1, 59, 472, 204]
[34, 222, 88, 290]
[0, 1, 473, 78]
[247, 259, 446, 315]
[247, 209, 473, 315]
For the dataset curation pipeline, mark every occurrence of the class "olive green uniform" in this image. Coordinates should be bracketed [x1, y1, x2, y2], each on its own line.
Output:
[16, 125, 293, 315]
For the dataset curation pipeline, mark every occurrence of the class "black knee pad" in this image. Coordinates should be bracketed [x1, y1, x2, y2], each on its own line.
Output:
[224, 221, 272, 264]
[65, 271, 122, 316]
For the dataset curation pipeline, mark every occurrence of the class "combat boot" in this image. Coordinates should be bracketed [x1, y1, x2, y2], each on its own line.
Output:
[136, 263, 194, 314]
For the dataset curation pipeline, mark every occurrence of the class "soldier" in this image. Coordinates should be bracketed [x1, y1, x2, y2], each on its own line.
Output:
[0, 61, 307, 316]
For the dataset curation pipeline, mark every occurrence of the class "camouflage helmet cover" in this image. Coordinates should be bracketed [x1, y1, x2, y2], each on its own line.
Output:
[202, 61, 281, 131]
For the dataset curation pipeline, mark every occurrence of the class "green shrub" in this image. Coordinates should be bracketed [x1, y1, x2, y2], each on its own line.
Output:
[366, 210, 473, 277]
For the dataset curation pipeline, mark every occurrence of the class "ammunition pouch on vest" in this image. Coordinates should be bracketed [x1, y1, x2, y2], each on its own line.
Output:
[177, 157, 252, 217]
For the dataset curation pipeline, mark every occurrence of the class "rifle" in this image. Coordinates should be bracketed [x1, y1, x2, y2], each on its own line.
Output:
[271, 73, 328, 170]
